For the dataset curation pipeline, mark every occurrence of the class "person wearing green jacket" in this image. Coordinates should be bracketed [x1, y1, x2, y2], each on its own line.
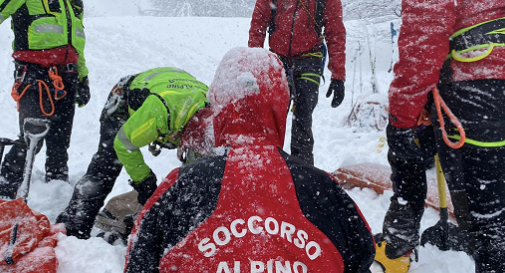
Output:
[57, 67, 210, 239]
[0, 0, 90, 198]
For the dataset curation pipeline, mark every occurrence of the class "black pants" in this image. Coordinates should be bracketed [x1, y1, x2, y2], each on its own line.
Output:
[57, 86, 129, 239]
[434, 80, 505, 273]
[0, 63, 77, 198]
[382, 125, 437, 254]
[280, 53, 324, 165]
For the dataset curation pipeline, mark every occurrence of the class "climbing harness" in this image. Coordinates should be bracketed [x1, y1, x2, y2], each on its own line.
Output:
[11, 66, 68, 117]
[436, 18, 505, 148]
[285, 43, 327, 112]
[448, 17, 505, 62]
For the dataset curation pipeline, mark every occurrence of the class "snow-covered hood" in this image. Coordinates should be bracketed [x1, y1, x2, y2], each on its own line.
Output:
[208, 47, 289, 148]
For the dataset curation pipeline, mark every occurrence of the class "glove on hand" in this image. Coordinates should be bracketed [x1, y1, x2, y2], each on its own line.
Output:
[386, 123, 423, 159]
[326, 80, 345, 108]
[76, 76, 90, 108]
[129, 171, 158, 205]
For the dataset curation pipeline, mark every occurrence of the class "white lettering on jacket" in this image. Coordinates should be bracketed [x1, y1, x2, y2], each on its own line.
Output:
[198, 215, 322, 260]
[216, 260, 308, 273]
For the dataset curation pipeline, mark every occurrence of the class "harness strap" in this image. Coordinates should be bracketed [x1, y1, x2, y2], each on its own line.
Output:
[268, 0, 326, 38]
[299, 0, 325, 39]
[299, 72, 321, 85]
[448, 135, 505, 148]
[450, 17, 505, 51]
[11, 66, 67, 117]
[448, 17, 505, 62]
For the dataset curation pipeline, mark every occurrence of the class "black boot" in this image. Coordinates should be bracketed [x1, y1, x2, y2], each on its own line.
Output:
[56, 176, 111, 239]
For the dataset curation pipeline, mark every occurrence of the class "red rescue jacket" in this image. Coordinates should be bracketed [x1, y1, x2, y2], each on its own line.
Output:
[248, 0, 346, 80]
[389, 0, 505, 128]
[124, 47, 374, 273]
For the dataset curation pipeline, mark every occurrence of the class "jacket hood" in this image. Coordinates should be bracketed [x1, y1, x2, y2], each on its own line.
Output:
[178, 107, 215, 159]
[208, 47, 289, 148]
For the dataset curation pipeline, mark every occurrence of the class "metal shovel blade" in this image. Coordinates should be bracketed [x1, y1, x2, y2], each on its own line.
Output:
[421, 155, 470, 253]
[420, 208, 469, 252]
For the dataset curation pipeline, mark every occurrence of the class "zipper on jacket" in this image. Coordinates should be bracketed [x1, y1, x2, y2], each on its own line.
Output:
[288, 0, 301, 61]
[63, 0, 73, 63]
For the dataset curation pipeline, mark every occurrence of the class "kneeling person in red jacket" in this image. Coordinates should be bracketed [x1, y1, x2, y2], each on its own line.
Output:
[124, 47, 375, 273]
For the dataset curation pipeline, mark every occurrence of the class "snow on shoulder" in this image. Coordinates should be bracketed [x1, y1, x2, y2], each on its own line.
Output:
[208, 47, 288, 112]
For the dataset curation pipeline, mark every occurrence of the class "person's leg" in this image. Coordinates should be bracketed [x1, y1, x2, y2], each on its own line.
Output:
[382, 138, 430, 257]
[375, 129, 435, 272]
[290, 56, 323, 165]
[435, 80, 505, 272]
[462, 145, 505, 272]
[44, 71, 78, 182]
[57, 87, 128, 239]
[0, 64, 47, 198]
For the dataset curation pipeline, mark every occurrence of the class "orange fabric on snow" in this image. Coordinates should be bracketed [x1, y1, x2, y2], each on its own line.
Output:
[0, 198, 65, 273]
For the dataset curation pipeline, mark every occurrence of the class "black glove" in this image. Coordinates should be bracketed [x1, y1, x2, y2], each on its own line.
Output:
[76, 76, 90, 108]
[129, 171, 157, 205]
[386, 123, 423, 159]
[326, 80, 345, 108]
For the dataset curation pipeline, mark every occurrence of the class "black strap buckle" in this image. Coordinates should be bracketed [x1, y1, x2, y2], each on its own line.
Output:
[58, 63, 77, 73]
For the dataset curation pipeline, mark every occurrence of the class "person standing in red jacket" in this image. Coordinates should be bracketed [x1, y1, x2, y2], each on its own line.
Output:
[124, 47, 375, 273]
[248, 0, 346, 165]
[386, 1, 505, 272]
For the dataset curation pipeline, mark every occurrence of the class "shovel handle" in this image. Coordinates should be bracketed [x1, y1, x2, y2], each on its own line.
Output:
[435, 155, 448, 209]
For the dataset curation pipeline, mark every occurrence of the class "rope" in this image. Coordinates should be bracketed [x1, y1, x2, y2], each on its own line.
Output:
[300, 0, 323, 39]
[433, 87, 466, 149]
[10, 67, 67, 117]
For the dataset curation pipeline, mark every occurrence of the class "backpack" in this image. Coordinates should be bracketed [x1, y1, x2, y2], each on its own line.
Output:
[268, 0, 326, 37]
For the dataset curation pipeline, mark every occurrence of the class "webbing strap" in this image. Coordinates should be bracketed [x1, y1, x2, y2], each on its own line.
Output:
[300, 51, 324, 58]
[451, 17, 505, 48]
[268, 0, 278, 36]
[448, 17, 505, 62]
[449, 135, 505, 148]
[298, 72, 321, 86]
[268, 0, 325, 37]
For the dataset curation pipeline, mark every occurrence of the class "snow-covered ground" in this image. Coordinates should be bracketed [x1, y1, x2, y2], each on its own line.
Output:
[0, 16, 474, 272]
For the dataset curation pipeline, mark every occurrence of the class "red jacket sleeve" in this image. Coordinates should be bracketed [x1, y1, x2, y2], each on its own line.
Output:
[389, 0, 457, 128]
[324, 0, 346, 81]
[248, 0, 272, 48]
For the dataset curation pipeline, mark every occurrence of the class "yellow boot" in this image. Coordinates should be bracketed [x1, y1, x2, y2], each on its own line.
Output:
[373, 240, 411, 273]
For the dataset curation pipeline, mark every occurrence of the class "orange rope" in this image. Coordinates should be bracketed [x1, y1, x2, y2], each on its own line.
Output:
[433, 87, 466, 149]
[10, 67, 67, 117]
[38, 80, 55, 116]
[416, 108, 432, 127]
[48, 67, 66, 100]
